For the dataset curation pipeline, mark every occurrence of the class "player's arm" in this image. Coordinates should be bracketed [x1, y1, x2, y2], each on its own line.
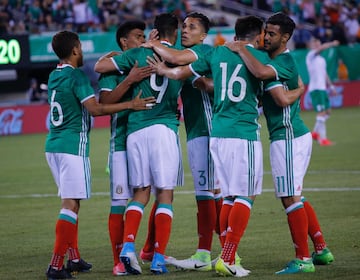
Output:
[193, 76, 214, 94]
[225, 41, 276, 80]
[146, 53, 193, 80]
[314, 40, 339, 54]
[83, 91, 156, 116]
[99, 62, 153, 104]
[268, 76, 304, 107]
[142, 40, 197, 65]
[94, 52, 119, 73]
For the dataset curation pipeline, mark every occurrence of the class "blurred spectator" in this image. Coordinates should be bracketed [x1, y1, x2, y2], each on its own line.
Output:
[337, 59, 349, 81]
[27, 78, 47, 103]
[73, 0, 93, 32]
[323, 0, 341, 25]
[27, 0, 44, 30]
[0, 0, 12, 34]
[293, 22, 312, 48]
[300, 0, 316, 24]
[341, 2, 360, 43]
[330, 22, 348, 45]
[215, 15, 230, 27]
[213, 30, 226, 46]
[312, 17, 331, 43]
[271, 0, 287, 13]
[53, 0, 74, 29]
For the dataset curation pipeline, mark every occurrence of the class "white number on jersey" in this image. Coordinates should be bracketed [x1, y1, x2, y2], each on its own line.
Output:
[220, 62, 247, 102]
[150, 73, 169, 103]
[50, 90, 64, 126]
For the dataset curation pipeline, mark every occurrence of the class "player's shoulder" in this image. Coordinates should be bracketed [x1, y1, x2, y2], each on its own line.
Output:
[277, 50, 296, 66]
[71, 67, 88, 80]
[248, 47, 270, 63]
[190, 43, 213, 52]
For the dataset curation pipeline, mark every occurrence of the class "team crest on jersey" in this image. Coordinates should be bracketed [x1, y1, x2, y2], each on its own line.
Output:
[116, 185, 123, 194]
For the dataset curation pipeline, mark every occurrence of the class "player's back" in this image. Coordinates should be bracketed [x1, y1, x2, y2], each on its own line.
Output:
[113, 45, 183, 135]
[46, 65, 93, 156]
[209, 45, 268, 140]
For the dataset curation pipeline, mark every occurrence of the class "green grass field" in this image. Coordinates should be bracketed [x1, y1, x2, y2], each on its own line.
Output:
[1, 107, 359, 280]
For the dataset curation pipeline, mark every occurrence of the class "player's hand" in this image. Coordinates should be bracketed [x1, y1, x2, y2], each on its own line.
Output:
[126, 61, 154, 85]
[129, 90, 156, 111]
[328, 84, 337, 96]
[148, 29, 159, 41]
[225, 41, 247, 53]
[146, 54, 166, 76]
[332, 40, 340, 47]
[104, 51, 120, 58]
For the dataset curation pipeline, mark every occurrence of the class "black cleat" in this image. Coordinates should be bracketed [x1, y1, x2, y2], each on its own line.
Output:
[66, 258, 92, 273]
[46, 265, 73, 279]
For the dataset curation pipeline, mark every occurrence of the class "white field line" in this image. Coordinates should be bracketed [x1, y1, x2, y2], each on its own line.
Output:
[1, 187, 360, 199]
[1, 170, 359, 199]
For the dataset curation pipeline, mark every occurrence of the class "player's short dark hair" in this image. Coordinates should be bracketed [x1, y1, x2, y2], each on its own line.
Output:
[185, 12, 210, 33]
[116, 20, 146, 48]
[52, 30, 79, 60]
[266, 12, 296, 39]
[154, 13, 179, 38]
[235, 15, 264, 41]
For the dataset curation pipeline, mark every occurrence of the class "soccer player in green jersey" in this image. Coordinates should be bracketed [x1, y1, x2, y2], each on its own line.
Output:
[226, 12, 334, 274]
[142, 12, 222, 271]
[147, 15, 272, 277]
[45, 30, 155, 280]
[97, 20, 155, 276]
[94, 13, 183, 275]
[147, 14, 306, 277]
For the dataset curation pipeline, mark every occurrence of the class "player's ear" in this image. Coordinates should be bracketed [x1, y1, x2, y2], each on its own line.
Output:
[282, 33, 290, 43]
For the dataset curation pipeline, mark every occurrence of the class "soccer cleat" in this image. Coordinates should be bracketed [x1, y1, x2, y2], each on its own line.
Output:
[215, 258, 250, 277]
[139, 248, 154, 263]
[212, 253, 247, 270]
[66, 258, 92, 273]
[319, 138, 333, 146]
[46, 265, 73, 279]
[275, 259, 315, 274]
[120, 242, 142, 275]
[150, 252, 168, 274]
[211, 255, 219, 268]
[311, 131, 319, 141]
[167, 251, 212, 271]
[312, 248, 334, 265]
[112, 262, 127, 276]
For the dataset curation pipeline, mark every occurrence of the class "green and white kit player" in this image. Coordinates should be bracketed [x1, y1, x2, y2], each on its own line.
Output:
[94, 13, 184, 275]
[45, 30, 155, 280]
[146, 15, 269, 277]
[141, 12, 223, 270]
[227, 12, 334, 275]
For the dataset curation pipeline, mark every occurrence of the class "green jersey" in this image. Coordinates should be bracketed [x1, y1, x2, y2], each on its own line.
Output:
[112, 42, 183, 135]
[45, 64, 94, 156]
[98, 71, 131, 152]
[181, 44, 213, 141]
[263, 50, 309, 141]
[190, 45, 269, 140]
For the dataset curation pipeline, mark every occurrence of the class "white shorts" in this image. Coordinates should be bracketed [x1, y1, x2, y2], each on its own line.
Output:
[108, 151, 131, 200]
[187, 136, 216, 191]
[210, 138, 263, 197]
[270, 133, 312, 198]
[45, 152, 91, 199]
[126, 124, 183, 190]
